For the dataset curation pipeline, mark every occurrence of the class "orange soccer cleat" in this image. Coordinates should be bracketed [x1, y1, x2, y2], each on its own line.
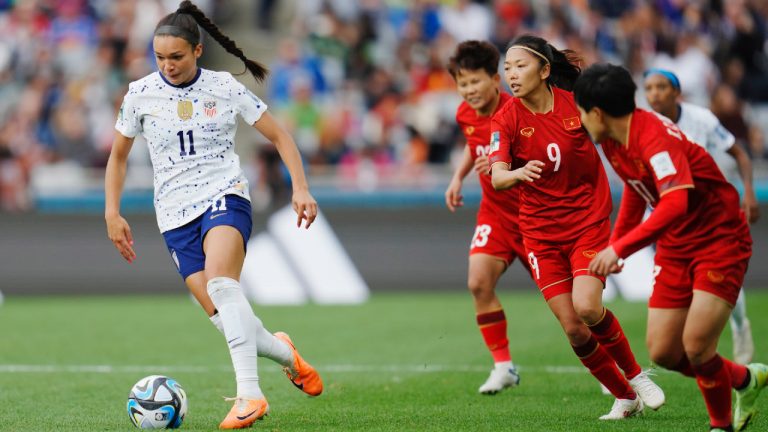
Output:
[274, 332, 324, 396]
[218, 397, 269, 429]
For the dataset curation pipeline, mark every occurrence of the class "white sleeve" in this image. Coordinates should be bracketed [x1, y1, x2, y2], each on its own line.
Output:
[230, 76, 268, 125]
[115, 86, 141, 138]
[707, 112, 735, 152]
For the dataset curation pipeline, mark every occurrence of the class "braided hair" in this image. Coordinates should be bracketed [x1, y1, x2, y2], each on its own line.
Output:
[155, 1, 268, 83]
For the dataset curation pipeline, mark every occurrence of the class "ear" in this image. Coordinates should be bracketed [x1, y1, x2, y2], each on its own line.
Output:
[193, 43, 203, 59]
[492, 73, 501, 86]
[539, 62, 551, 81]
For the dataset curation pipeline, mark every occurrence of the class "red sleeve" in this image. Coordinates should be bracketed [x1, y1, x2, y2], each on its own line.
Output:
[641, 126, 694, 196]
[610, 184, 646, 244]
[611, 188, 688, 258]
[488, 109, 513, 166]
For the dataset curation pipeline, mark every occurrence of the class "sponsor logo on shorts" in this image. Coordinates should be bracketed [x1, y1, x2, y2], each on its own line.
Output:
[520, 127, 534, 137]
[582, 250, 597, 258]
[210, 213, 228, 220]
[171, 249, 180, 270]
[707, 270, 725, 283]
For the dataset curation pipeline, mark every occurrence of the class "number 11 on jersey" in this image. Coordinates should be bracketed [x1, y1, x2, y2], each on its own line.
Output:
[177, 130, 196, 156]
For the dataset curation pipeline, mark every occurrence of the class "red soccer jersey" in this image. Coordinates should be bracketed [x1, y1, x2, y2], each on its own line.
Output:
[601, 109, 751, 258]
[456, 92, 520, 226]
[488, 86, 611, 243]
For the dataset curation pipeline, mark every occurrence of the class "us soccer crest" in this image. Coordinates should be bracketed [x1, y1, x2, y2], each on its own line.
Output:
[204, 100, 217, 118]
[177, 100, 193, 120]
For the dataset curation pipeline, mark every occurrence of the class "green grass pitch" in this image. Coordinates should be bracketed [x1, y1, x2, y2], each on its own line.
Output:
[0, 291, 766, 431]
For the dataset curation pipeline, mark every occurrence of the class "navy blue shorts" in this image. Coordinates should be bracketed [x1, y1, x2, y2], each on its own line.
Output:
[162, 194, 252, 280]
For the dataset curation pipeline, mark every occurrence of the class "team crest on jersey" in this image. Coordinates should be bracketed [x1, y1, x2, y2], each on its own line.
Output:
[707, 270, 725, 283]
[204, 100, 217, 118]
[177, 100, 194, 120]
[582, 250, 597, 258]
[563, 116, 581, 130]
[520, 127, 534, 137]
[490, 131, 500, 152]
[465, 126, 475, 136]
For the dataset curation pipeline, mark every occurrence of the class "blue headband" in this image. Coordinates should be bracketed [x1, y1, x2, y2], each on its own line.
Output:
[643, 68, 681, 90]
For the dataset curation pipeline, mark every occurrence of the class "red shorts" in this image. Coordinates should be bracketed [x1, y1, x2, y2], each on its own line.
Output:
[650, 240, 751, 308]
[523, 219, 609, 301]
[469, 211, 526, 268]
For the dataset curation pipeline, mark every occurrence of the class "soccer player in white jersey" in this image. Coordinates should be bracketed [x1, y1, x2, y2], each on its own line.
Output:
[105, 2, 322, 428]
[643, 68, 759, 365]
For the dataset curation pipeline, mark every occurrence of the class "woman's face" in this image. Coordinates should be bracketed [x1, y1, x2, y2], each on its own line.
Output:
[454, 68, 500, 113]
[503, 47, 549, 99]
[153, 35, 202, 85]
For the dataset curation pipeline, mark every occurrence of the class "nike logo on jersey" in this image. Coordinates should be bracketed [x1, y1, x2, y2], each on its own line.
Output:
[210, 213, 228, 220]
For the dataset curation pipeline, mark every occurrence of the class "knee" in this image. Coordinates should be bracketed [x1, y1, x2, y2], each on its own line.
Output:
[467, 275, 494, 300]
[682, 337, 713, 365]
[572, 299, 603, 325]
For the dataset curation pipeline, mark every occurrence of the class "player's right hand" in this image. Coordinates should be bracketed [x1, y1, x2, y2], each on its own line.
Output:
[445, 178, 464, 212]
[513, 160, 544, 182]
[106, 214, 136, 263]
[473, 155, 489, 175]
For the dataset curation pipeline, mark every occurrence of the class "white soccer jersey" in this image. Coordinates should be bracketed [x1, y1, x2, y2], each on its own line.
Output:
[675, 102, 738, 182]
[676, 101, 735, 153]
[115, 68, 267, 232]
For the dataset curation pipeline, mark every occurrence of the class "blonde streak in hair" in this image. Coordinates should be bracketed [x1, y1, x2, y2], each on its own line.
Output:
[509, 45, 550, 65]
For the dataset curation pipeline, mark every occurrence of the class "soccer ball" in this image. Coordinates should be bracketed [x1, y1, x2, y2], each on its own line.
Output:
[127, 375, 188, 429]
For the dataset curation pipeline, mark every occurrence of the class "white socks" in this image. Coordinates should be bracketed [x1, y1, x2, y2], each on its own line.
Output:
[730, 289, 748, 329]
[209, 308, 293, 367]
[207, 276, 263, 399]
[207, 277, 294, 372]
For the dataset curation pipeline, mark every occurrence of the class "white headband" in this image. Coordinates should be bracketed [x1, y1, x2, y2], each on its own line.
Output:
[509, 45, 550, 65]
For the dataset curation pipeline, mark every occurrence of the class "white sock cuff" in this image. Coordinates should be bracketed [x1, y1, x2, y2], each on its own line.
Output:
[206, 276, 241, 297]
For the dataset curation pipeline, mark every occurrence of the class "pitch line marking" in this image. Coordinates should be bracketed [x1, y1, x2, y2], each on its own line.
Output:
[0, 364, 666, 375]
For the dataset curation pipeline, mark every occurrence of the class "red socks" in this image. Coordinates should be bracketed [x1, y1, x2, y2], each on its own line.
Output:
[573, 335, 636, 400]
[477, 310, 511, 363]
[588, 308, 642, 380]
[693, 355, 733, 429]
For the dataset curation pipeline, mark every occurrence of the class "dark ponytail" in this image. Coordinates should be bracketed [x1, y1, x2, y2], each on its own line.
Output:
[508, 35, 581, 91]
[155, 1, 269, 83]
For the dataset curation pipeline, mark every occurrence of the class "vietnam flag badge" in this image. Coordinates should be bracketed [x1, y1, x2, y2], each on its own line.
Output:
[563, 116, 581, 130]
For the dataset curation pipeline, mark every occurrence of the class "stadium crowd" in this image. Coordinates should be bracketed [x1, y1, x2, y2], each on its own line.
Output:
[0, 0, 767, 211]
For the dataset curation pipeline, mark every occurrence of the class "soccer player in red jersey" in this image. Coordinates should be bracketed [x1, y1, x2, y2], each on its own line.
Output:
[575, 63, 767, 432]
[445, 40, 528, 394]
[488, 35, 664, 420]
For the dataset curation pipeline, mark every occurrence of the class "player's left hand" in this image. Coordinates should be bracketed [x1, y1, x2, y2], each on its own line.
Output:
[473, 155, 489, 175]
[744, 194, 760, 224]
[588, 246, 621, 276]
[292, 188, 318, 229]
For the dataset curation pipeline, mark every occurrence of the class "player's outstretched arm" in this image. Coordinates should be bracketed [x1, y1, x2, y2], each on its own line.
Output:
[253, 111, 318, 229]
[491, 160, 543, 190]
[445, 145, 473, 212]
[728, 143, 760, 223]
[105, 132, 137, 263]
